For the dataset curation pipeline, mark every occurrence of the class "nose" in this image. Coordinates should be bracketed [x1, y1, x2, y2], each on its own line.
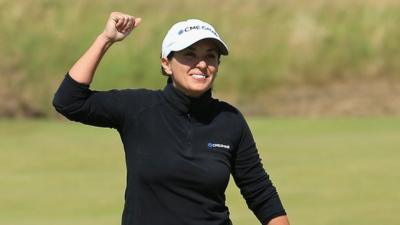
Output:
[196, 59, 207, 70]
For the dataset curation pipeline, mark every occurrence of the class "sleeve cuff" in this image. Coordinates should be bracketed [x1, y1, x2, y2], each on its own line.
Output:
[65, 72, 90, 89]
[262, 211, 287, 225]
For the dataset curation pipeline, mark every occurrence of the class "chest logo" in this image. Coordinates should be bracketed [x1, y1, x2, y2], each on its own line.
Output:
[207, 142, 231, 150]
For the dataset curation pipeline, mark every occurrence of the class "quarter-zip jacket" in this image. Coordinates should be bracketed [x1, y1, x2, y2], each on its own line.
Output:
[53, 74, 286, 225]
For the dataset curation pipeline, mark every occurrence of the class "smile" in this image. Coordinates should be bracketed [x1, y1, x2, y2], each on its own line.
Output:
[191, 74, 209, 80]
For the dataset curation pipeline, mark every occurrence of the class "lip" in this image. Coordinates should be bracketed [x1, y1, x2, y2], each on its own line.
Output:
[189, 71, 210, 77]
[190, 74, 210, 82]
[190, 74, 209, 77]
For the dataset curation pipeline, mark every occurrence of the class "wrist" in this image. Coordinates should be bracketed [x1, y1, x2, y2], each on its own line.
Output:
[97, 32, 114, 48]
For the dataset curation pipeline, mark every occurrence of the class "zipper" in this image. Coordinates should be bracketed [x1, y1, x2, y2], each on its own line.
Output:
[186, 113, 192, 150]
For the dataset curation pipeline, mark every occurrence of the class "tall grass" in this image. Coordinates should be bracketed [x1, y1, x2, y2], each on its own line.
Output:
[1, 0, 399, 116]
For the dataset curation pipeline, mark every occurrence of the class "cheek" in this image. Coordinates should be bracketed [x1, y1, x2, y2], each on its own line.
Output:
[171, 63, 191, 74]
[210, 65, 218, 74]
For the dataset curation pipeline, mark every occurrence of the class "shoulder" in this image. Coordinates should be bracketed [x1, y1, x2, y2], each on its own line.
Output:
[211, 99, 248, 131]
[213, 99, 246, 121]
[210, 99, 251, 150]
[105, 88, 163, 112]
[110, 88, 160, 102]
[112, 88, 157, 96]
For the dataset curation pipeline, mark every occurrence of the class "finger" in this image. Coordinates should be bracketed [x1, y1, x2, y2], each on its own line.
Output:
[133, 17, 142, 28]
[123, 16, 135, 33]
[121, 16, 131, 32]
[111, 12, 122, 25]
[116, 17, 126, 31]
[110, 12, 118, 22]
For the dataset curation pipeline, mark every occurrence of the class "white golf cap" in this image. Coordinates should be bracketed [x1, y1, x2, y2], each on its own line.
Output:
[161, 19, 229, 58]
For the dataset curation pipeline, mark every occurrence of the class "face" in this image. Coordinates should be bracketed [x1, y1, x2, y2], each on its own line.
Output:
[161, 39, 220, 97]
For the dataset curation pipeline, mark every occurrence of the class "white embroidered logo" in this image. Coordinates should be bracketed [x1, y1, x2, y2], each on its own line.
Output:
[207, 142, 230, 150]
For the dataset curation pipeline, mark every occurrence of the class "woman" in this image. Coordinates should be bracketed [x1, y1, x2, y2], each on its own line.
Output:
[53, 12, 290, 225]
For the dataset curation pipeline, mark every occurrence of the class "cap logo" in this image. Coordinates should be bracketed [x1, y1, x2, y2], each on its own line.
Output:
[178, 25, 218, 37]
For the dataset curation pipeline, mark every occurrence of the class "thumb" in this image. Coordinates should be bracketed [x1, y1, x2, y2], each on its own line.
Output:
[133, 18, 142, 29]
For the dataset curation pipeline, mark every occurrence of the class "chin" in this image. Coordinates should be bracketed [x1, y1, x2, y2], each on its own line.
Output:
[188, 88, 210, 97]
[191, 83, 211, 91]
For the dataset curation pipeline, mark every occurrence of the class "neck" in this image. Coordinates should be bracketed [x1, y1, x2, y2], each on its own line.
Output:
[172, 83, 210, 98]
[162, 82, 212, 115]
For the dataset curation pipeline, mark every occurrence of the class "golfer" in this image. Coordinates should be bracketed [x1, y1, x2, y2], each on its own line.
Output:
[53, 12, 290, 225]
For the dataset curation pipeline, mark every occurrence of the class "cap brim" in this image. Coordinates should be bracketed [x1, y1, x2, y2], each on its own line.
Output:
[169, 33, 229, 56]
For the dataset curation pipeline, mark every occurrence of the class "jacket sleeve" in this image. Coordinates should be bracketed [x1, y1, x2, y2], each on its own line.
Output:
[231, 116, 286, 224]
[52, 73, 128, 129]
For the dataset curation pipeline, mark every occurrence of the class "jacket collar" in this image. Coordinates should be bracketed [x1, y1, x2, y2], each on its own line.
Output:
[162, 82, 213, 115]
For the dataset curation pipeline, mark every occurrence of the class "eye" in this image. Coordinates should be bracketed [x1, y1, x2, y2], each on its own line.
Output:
[206, 53, 219, 64]
[184, 51, 196, 58]
[207, 53, 217, 59]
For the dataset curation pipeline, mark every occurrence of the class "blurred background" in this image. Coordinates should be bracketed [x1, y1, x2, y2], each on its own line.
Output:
[1, 0, 399, 224]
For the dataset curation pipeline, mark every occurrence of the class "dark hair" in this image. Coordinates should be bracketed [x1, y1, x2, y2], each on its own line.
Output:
[161, 52, 175, 76]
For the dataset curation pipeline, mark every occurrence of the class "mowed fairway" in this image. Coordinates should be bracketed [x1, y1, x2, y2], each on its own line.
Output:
[1, 117, 399, 225]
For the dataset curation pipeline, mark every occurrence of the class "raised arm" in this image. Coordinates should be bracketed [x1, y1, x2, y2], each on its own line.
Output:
[69, 12, 141, 84]
[52, 12, 142, 128]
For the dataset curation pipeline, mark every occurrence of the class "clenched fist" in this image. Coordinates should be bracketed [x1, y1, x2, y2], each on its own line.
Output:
[102, 12, 141, 42]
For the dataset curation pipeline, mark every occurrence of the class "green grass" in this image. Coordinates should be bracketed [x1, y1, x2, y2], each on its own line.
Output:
[1, 117, 399, 225]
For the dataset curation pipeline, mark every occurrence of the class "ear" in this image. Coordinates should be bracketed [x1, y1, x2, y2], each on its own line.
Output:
[161, 58, 173, 75]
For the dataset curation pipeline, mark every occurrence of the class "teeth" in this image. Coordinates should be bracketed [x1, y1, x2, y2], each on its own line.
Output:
[192, 74, 207, 79]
